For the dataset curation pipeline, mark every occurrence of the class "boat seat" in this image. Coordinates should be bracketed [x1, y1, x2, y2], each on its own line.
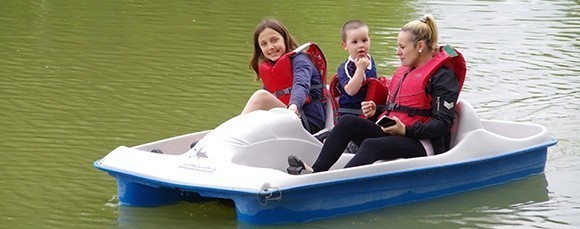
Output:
[370, 100, 482, 165]
[323, 92, 335, 130]
[449, 100, 483, 148]
[310, 96, 336, 139]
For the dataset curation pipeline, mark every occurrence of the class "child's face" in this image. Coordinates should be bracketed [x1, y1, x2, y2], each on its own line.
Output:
[342, 26, 371, 59]
[258, 28, 287, 62]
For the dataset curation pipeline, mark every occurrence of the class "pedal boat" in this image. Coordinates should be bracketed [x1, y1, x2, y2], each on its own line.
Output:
[94, 100, 557, 224]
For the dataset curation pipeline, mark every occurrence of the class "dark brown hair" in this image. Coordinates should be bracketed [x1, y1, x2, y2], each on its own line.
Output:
[249, 18, 298, 81]
[340, 20, 368, 42]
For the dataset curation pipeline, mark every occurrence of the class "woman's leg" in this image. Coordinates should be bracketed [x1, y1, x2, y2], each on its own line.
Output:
[241, 90, 285, 114]
[311, 115, 385, 172]
[345, 136, 426, 168]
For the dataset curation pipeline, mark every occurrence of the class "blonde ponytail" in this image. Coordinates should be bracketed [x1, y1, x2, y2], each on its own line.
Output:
[402, 14, 439, 51]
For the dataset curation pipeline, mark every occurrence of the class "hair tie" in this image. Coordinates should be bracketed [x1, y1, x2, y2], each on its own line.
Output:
[419, 16, 428, 23]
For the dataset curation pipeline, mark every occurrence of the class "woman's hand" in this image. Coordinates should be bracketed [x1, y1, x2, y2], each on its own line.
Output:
[361, 101, 376, 118]
[380, 116, 406, 136]
[288, 104, 300, 117]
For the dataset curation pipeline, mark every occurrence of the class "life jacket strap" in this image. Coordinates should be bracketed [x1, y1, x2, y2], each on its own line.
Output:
[299, 110, 311, 133]
[385, 102, 431, 117]
[337, 108, 362, 116]
[310, 83, 324, 90]
[274, 83, 325, 102]
[274, 87, 292, 97]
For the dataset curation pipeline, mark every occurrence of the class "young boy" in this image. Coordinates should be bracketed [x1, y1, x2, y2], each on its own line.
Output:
[336, 20, 378, 117]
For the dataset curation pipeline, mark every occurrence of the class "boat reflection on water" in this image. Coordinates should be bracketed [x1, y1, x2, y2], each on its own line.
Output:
[116, 198, 237, 228]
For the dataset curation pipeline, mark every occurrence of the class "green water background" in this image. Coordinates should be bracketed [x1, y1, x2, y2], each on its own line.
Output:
[1, 0, 579, 228]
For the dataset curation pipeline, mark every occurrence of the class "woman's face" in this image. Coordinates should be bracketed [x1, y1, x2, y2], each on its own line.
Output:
[396, 31, 420, 67]
[258, 28, 286, 62]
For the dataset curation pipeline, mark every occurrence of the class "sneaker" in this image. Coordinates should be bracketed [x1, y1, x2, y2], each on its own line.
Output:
[287, 155, 309, 175]
[343, 141, 359, 154]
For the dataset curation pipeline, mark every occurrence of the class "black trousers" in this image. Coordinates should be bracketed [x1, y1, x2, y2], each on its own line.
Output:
[312, 115, 427, 172]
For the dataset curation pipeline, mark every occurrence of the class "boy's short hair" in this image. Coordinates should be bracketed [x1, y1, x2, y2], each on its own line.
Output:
[340, 20, 368, 42]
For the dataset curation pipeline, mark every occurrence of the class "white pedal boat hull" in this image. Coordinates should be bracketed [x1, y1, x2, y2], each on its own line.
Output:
[94, 100, 557, 224]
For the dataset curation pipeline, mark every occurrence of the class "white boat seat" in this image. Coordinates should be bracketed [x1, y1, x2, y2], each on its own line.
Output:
[450, 100, 483, 148]
[323, 94, 335, 130]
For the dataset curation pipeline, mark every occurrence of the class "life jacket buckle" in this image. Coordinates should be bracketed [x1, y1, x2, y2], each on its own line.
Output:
[274, 88, 292, 97]
[408, 108, 417, 117]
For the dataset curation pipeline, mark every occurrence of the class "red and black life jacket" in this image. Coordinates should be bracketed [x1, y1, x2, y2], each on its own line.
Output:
[382, 45, 466, 126]
[329, 74, 390, 123]
[258, 42, 329, 106]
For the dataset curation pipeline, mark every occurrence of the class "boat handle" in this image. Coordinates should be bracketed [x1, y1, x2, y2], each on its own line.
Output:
[257, 187, 282, 206]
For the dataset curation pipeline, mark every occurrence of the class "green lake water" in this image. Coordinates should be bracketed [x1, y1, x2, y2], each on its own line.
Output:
[1, 0, 579, 228]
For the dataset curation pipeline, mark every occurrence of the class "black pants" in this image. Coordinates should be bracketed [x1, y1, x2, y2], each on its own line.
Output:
[304, 120, 323, 134]
[312, 115, 427, 172]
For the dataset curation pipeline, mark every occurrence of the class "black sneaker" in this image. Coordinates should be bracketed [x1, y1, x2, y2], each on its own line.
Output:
[287, 155, 306, 175]
[343, 141, 359, 154]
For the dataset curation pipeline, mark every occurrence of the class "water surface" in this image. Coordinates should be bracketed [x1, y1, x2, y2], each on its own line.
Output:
[1, 0, 579, 228]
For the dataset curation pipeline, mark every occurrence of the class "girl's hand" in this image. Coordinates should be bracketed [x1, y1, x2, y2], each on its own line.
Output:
[288, 104, 300, 117]
[361, 101, 376, 118]
[381, 116, 406, 136]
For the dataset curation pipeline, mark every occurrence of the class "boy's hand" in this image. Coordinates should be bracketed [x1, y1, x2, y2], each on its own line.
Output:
[361, 100, 376, 118]
[345, 56, 370, 96]
[355, 56, 370, 70]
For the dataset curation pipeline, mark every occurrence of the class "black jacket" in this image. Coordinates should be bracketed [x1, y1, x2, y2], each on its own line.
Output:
[376, 67, 460, 155]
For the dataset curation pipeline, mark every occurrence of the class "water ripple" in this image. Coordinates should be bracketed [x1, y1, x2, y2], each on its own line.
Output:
[1, 0, 579, 228]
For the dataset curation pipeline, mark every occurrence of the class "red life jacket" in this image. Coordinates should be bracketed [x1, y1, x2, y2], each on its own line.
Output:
[329, 73, 390, 123]
[383, 45, 466, 126]
[258, 42, 328, 106]
[365, 77, 390, 109]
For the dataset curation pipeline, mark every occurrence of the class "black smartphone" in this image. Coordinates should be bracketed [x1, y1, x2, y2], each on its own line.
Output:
[375, 115, 396, 127]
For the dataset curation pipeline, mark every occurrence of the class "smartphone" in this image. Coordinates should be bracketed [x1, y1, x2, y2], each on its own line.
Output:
[375, 115, 396, 127]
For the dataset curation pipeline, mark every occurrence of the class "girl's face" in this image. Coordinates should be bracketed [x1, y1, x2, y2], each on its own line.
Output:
[342, 26, 371, 59]
[396, 31, 420, 67]
[258, 28, 286, 62]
